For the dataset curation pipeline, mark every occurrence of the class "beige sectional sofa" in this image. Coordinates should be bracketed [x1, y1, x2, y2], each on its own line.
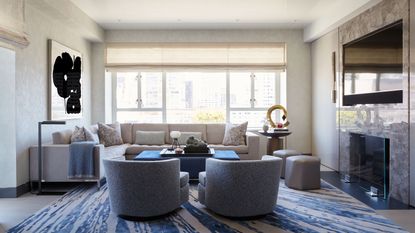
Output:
[29, 123, 260, 183]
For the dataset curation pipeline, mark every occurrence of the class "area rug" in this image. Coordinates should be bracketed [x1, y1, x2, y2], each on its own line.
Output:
[8, 181, 407, 233]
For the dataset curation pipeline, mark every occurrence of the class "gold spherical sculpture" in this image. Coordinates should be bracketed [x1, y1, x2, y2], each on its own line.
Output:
[266, 105, 290, 128]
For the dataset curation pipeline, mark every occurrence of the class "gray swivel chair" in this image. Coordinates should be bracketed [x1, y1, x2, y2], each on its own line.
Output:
[198, 155, 282, 217]
[103, 157, 189, 218]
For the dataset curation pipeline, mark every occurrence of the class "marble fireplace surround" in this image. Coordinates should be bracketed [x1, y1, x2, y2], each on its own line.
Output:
[338, 0, 410, 204]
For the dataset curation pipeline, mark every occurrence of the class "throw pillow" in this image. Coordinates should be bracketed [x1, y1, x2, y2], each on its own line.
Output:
[71, 126, 86, 142]
[135, 131, 165, 145]
[84, 127, 99, 143]
[222, 122, 248, 146]
[98, 122, 124, 147]
[178, 132, 202, 145]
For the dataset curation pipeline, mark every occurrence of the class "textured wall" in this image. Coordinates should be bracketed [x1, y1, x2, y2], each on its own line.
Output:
[311, 29, 340, 170]
[103, 29, 312, 153]
[338, 0, 410, 203]
[12, 1, 103, 187]
[0, 47, 16, 187]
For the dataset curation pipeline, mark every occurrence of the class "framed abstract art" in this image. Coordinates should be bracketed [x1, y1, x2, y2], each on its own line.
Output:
[48, 39, 82, 120]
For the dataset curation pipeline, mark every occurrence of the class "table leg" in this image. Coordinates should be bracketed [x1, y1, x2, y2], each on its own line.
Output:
[267, 137, 284, 155]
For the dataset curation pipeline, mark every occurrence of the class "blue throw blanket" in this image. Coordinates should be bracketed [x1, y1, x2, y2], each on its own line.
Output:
[68, 141, 97, 179]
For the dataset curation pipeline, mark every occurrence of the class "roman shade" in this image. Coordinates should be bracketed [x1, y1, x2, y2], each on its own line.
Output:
[106, 43, 286, 69]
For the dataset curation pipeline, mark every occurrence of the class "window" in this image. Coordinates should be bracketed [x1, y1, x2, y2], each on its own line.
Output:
[107, 43, 287, 128]
[112, 70, 285, 127]
[115, 72, 163, 123]
[166, 72, 226, 123]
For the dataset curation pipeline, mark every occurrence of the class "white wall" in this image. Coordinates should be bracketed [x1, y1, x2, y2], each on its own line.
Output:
[11, 1, 103, 187]
[0, 46, 16, 188]
[311, 30, 339, 170]
[101, 29, 312, 153]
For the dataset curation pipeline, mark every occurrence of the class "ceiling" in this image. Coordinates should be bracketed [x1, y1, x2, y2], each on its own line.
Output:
[70, 0, 381, 41]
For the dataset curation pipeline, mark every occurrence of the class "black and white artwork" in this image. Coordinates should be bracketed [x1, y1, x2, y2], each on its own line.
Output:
[49, 40, 82, 120]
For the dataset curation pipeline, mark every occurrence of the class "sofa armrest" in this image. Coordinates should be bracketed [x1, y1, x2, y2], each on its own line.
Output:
[29, 144, 104, 181]
[246, 132, 260, 160]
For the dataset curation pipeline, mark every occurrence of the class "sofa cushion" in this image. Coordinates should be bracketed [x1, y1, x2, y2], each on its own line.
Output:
[120, 123, 133, 144]
[178, 132, 202, 145]
[103, 144, 129, 159]
[132, 124, 169, 143]
[125, 144, 171, 155]
[209, 144, 248, 154]
[168, 124, 207, 143]
[199, 172, 206, 186]
[135, 131, 165, 145]
[180, 172, 189, 187]
[98, 122, 124, 147]
[206, 124, 225, 144]
[52, 129, 73, 144]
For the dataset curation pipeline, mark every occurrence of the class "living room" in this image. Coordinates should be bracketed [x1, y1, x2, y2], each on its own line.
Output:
[0, 0, 414, 232]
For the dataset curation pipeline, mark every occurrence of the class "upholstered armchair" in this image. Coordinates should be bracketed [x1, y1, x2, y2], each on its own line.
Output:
[103, 157, 189, 218]
[198, 155, 282, 217]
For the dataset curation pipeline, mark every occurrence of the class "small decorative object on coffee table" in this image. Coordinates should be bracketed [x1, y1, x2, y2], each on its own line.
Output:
[170, 131, 181, 150]
[184, 136, 209, 153]
[175, 148, 184, 154]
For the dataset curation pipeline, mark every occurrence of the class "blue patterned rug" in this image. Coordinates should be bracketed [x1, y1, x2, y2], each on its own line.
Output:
[8, 181, 407, 233]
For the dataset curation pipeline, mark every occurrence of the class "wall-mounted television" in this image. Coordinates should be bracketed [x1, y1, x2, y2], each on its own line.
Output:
[342, 20, 403, 106]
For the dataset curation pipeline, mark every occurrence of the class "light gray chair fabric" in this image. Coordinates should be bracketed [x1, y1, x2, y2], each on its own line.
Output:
[198, 155, 282, 217]
[285, 155, 321, 190]
[273, 149, 301, 178]
[103, 158, 189, 218]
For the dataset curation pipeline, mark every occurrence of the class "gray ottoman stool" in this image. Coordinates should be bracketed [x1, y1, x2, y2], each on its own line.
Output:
[285, 155, 321, 190]
[273, 149, 301, 178]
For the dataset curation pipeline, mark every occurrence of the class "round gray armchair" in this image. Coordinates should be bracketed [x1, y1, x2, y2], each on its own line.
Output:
[103, 157, 189, 218]
[198, 155, 282, 217]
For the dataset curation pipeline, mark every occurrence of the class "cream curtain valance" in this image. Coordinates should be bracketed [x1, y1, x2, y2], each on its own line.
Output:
[105, 43, 286, 69]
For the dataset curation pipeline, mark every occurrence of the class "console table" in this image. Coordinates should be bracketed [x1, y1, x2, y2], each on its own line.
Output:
[258, 131, 292, 155]
[134, 150, 240, 179]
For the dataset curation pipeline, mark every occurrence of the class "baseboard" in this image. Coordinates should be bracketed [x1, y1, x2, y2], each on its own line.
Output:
[0, 182, 30, 198]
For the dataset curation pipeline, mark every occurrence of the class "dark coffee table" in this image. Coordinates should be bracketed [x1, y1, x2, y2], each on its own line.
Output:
[134, 150, 240, 179]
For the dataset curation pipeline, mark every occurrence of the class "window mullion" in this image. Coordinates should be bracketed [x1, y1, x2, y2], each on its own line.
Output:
[162, 71, 167, 123]
[226, 71, 230, 123]
[137, 72, 142, 110]
[251, 72, 255, 109]
[112, 72, 117, 122]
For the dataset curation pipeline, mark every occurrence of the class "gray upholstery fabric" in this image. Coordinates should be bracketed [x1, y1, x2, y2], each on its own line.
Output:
[168, 124, 207, 143]
[273, 149, 301, 178]
[198, 155, 282, 217]
[103, 158, 189, 218]
[52, 129, 73, 144]
[120, 123, 133, 144]
[206, 124, 225, 144]
[135, 131, 165, 145]
[132, 124, 170, 143]
[180, 172, 189, 187]
[198, 172, 206, 186]
[285, 155, 321, 190]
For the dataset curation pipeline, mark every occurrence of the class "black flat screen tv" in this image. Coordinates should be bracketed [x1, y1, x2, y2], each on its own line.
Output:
[342, 20, 403, 106]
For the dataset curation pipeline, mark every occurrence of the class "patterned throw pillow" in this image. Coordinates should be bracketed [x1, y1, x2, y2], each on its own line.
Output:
[71, 126, 86, 142]
[97, 122, 124, 147]
[222, 122, 248, 146]
[71, 126, 99, 143]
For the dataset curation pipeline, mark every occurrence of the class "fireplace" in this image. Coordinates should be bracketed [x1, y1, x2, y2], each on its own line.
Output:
[349, 133, 390, 199]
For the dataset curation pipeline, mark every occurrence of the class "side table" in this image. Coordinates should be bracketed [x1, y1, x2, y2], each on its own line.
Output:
[258, 131, 292, 155]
